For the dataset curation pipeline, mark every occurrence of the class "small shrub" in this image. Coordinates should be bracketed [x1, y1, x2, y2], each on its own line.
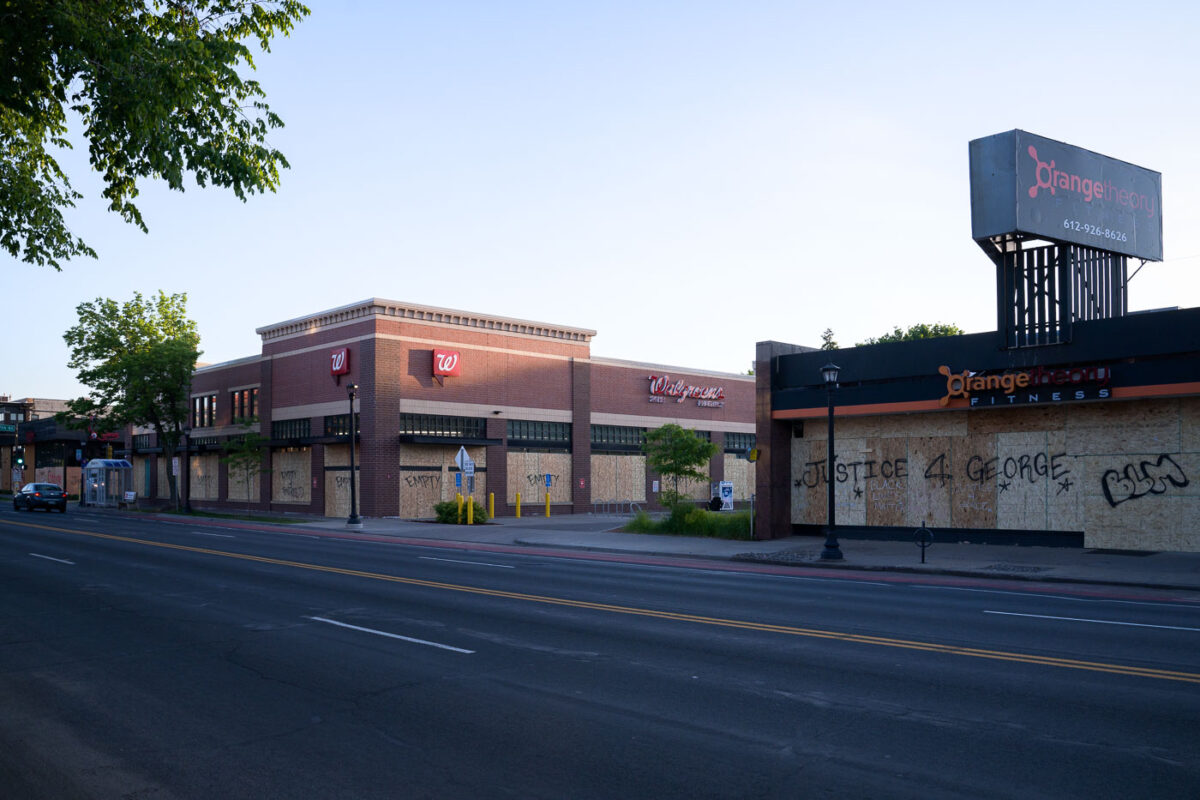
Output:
[624, 510, 656, 533]
[433, 498, 488, 524]
[621, 503, 752, 540]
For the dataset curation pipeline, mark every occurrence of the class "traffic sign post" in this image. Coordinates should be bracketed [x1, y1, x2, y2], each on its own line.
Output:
[915, 522, 934, 563]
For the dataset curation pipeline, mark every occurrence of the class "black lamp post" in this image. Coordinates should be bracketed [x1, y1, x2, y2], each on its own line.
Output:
[820, 362, 842, 560]
[182, 425, 192, 513]
[346, 383, 362, 528]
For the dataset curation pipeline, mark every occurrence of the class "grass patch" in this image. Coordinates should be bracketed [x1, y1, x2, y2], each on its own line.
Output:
[623, 505, 752, 540]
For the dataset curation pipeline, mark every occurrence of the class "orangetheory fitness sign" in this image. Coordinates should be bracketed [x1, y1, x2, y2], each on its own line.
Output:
[939, 364, 1113, 407]
[969, 130, 1163, 262]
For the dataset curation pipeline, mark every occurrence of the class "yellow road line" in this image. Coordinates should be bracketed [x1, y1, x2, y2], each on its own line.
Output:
[14, 520, 1200, 684]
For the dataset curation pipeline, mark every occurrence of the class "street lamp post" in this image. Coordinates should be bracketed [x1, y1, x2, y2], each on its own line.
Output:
[346, 383, 362, 529]
[182, 426, 192, 513]
[820, 362, 843, 560]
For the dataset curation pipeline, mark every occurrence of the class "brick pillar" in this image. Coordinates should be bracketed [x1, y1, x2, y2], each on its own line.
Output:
[571, 358, 591, 514]
[486, 416, 508, 516]
[710, 431, 725, 486]
[360, 335, 400, 519]
[755, 341, 813, 540]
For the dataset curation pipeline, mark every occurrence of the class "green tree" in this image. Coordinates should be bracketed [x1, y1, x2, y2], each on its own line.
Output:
[857, 322, 965, 346]
[1, 0, 309, 269]
[63, 291, 200, 507]
[221, 421, 269, 513]
[642, 423, 719, 507]
[820, 328, 838, 350]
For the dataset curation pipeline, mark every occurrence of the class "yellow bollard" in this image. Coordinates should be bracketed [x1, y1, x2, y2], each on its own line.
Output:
[467, 495, 474, 525]
[516, 492, 521, 518]
[457, 493, 463, 524]
[488, 492, 494, 520]
[545, 491, 550, 518]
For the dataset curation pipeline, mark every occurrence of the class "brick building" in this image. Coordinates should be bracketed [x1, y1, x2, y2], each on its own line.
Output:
[125, 298, 755, 519]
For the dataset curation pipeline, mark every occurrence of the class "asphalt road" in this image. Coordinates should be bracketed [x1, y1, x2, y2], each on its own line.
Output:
[2, 508, 1198, 799]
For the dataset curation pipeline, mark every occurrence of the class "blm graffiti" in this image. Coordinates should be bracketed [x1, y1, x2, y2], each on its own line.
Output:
[1101, 454, 1189, 507]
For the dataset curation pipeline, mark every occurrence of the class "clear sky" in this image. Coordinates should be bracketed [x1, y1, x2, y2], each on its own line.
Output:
[7, 1, 1199, 400]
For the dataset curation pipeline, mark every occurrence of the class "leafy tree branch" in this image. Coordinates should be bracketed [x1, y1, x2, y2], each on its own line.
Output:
[1, 0, 309, 269]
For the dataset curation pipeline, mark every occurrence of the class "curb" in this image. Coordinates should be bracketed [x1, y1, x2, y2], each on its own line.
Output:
[730, 553, 1200, 593]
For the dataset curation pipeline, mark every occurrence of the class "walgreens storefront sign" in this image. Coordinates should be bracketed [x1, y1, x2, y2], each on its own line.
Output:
[648, 375, 725, 408]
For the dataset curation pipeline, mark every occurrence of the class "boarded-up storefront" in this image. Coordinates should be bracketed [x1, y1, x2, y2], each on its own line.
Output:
[507, 451, 571, 506]
[156, 458, 171, 500]
[189, 453, 220, 501]
[787, 399, 1199, 550]
[723, 454, 755, 501]
[589, 453, 646, 503]
[398, 444, 487, 519]
[323, 443, 360, 518]
[272, 447, 311, 505]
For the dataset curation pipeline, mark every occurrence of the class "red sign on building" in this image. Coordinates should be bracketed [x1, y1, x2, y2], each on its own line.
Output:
[331, 348, 350, 376]
[433, 349, 461, 377]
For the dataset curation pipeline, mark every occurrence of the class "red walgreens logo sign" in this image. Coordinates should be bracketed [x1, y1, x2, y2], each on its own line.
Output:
[433, 349, 461, 377]
[331, 348, 350, 376]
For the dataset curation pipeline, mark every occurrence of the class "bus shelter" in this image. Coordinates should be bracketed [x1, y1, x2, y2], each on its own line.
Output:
[81, 459, 133, 507]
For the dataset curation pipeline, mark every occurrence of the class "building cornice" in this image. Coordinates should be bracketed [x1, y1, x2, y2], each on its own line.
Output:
[193, 354, 262, 374]
[590, 355, 754, 382]
[255, 298, 597, 345]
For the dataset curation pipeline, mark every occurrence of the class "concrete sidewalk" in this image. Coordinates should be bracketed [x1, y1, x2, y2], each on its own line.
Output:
[284, 513, 1200, 595]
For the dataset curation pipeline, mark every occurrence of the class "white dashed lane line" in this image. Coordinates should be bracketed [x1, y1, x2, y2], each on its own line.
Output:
[30, 553, 75, 565]
[307, 616, 475, 653]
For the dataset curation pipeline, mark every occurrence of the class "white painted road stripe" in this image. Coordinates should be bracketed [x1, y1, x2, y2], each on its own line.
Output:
[306, 616, 475, 653]
[30, 553, 75, 565]
[186, 531, 236, 538]
[419, 556, 514, 569]
[985, 610, 1200, 632]
[925, 585, 1089, 601]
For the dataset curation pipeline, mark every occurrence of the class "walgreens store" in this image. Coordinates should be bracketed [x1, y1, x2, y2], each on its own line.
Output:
[126, 298, 754, 519]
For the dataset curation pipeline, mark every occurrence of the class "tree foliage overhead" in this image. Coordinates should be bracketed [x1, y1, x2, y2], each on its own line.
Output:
[856, 322, 965, 346]
[642, 423, 719, 506]
[820, 328, 838, 350]
[0, 0, 309, 269]
[63, 291, 200, 503]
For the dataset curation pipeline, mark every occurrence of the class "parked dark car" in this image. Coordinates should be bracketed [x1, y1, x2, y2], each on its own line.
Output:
[14, 482, 67, 512]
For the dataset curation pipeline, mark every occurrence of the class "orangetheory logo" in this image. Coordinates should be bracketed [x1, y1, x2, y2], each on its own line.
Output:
[939, 364, 1113, 406]
[1026, 144, 1156, 217]
[939, 366, 1028, 406]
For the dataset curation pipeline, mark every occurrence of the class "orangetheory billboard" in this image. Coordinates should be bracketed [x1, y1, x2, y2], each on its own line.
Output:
[969, 130, 1162, 261]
